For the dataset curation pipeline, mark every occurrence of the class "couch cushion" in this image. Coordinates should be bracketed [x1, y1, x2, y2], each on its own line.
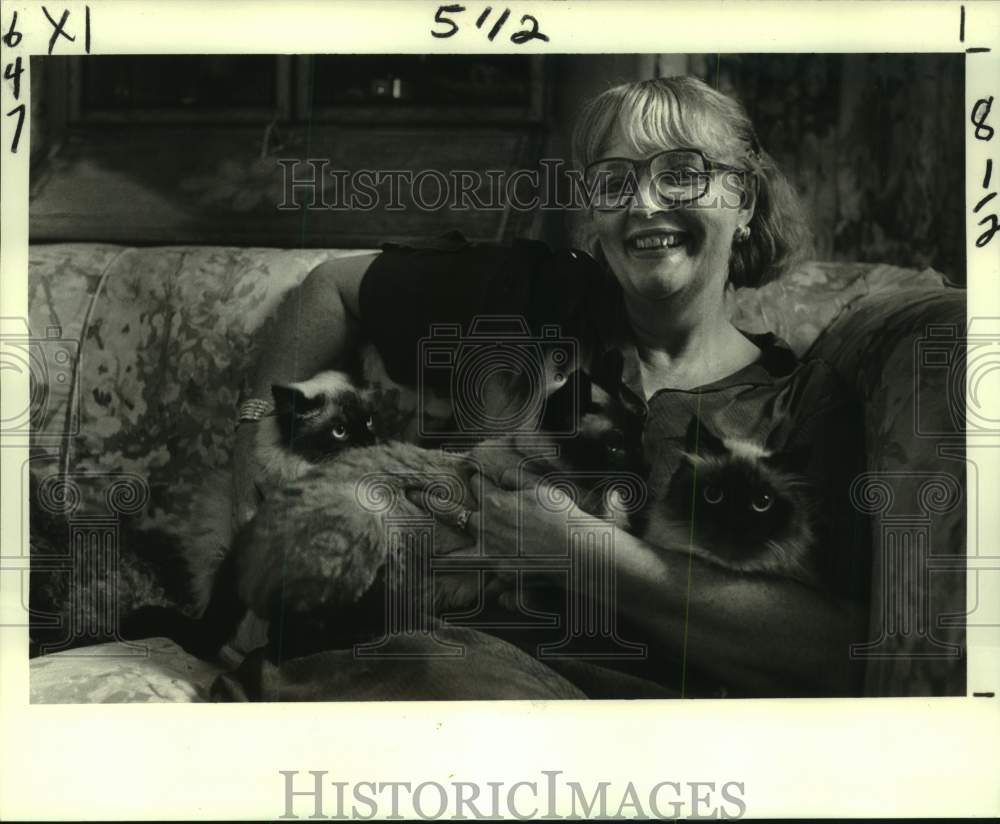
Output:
[809, 287, 967, 696]
[30, 637, 224, 703]
[730, 260, 949, 356]
[29, 244, 374, 528]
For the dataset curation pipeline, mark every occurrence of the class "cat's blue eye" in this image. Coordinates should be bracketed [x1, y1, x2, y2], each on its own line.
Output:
[703, 486, 724, 504]
[332, 425, 348, 440]
[751, 494, 773, 513]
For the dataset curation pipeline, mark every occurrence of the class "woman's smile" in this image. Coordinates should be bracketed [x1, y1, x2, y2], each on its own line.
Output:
[626, 228, 690, 253]
[619, 223, 701, 298]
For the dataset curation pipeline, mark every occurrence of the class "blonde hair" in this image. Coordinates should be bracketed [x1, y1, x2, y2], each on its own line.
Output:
[571, 76, 811, 288]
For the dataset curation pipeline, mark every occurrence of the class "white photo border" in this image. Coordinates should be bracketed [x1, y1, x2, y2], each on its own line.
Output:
[1, 0, 998, 820]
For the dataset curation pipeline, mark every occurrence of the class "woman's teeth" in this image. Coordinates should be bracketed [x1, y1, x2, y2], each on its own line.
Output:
[629, 232, 686, 251]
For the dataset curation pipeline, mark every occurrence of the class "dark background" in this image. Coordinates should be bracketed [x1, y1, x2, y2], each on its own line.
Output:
[29, 53, 965, 282]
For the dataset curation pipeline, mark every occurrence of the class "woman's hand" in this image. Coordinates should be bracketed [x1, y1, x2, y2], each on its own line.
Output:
[471, 474, 589, 559]
[408, 472, 597, 595]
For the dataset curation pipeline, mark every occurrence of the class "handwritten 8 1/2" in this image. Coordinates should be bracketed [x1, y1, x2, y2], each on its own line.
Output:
[972, 96, 998, 249]
[431, 4, 549, 43]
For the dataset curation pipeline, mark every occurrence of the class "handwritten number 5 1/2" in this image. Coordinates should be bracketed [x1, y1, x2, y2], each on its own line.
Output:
[431, 5, 549, 43]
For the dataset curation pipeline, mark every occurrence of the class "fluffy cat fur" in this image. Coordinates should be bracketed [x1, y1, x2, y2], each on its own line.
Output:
[122, 369, 378, 647]
[125, 363, 644, 659]
[638, 415, 818, 586]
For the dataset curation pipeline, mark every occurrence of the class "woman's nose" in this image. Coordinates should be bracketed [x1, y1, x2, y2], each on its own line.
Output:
[627, 172, 669, 215]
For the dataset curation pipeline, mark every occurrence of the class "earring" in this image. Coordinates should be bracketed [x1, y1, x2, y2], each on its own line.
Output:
[734, 225, 751, 243]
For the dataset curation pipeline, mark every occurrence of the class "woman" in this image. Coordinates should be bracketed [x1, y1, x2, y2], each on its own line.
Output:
[229, 76, 869, 698]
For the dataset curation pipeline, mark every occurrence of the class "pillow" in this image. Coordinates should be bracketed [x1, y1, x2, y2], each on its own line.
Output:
[731, 260, 950, 355]
[30, 637, 224, 703]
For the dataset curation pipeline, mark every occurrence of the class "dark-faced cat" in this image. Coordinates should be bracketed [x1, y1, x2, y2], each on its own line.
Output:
[122, 370, 379, 652]
[234, 410, 649, 654]
[254, 370, 379, 488]
[639, 415, 818, 586]
[124, 374, 646, 660]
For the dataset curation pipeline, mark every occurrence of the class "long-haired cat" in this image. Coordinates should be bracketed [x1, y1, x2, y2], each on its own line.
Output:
[638, 415, 818, 586]
[125, 375, 645, 660]
[122, 370, 379, 649]
[195, 370, 379, 604]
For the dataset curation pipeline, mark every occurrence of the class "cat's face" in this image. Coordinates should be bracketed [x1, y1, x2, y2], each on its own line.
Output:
[669, 454, 796, 550]
[272, 371, 378, 460]
[573, 411, 640, 474]
[663, 417, 810, 560]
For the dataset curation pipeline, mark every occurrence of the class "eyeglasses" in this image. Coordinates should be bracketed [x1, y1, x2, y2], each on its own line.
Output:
[584, 148, 748, 211]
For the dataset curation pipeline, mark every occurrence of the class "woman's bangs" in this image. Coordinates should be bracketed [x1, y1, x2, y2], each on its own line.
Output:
[612, 85, 730, 160]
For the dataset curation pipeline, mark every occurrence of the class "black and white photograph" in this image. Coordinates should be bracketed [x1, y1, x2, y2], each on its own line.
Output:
[2, 0, 998, 820]
[22, 47, 972, 701]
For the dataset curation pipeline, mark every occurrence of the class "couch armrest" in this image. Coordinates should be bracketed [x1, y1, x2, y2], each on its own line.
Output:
[811, 287, 967, 696]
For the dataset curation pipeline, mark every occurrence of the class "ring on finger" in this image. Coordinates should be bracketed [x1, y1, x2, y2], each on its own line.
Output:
[455, 508, 473, 531]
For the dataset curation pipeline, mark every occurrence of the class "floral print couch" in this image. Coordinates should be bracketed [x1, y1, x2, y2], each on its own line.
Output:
[24, 243, 967, 701]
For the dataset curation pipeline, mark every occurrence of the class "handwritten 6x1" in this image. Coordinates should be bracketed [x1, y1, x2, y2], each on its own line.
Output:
[2, 5, 92, 153]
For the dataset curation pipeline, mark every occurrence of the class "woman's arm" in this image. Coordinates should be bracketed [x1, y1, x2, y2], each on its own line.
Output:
[243, 253, 377, 397]
[233, 253, 379, 523]
[468, 481, 868, 697]
[609, 529, 868, 696]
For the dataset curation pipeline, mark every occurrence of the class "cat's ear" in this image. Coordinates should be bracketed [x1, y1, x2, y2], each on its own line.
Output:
[764, 418, 792, 453]
[768, 441, 813, 475]
[271, 383, 322, 418]
[684, 415, 726, 456]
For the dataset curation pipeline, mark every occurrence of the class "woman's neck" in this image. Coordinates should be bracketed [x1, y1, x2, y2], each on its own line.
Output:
[623, 290, 761, 394]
